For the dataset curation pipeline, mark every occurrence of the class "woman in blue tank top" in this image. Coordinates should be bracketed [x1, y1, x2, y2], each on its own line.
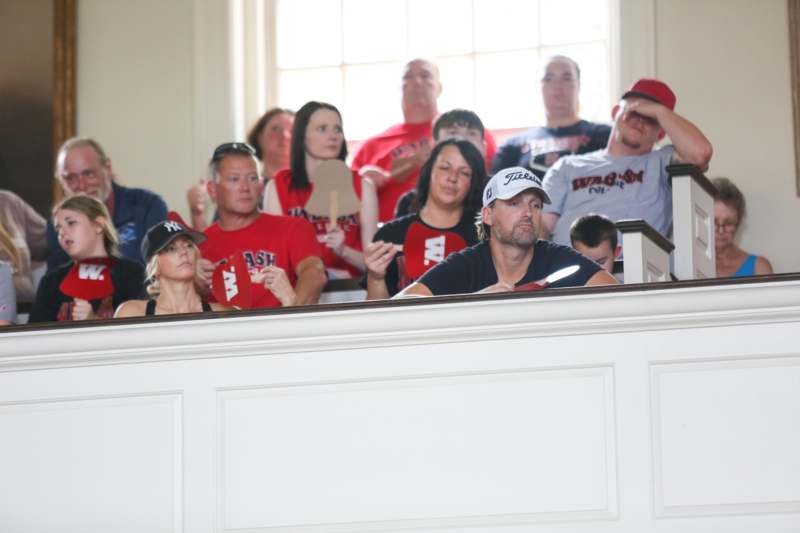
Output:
[713, 177, 773, 277]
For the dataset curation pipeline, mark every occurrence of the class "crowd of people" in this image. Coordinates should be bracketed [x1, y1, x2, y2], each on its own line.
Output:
[0, 55, 776, 326]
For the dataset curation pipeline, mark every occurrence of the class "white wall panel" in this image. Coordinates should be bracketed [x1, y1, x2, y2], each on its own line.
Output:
[218, 367, 616, 531]
[0, 393, 182, 533]
[2, 281, 800, 532]
[652, 357, 800, 517]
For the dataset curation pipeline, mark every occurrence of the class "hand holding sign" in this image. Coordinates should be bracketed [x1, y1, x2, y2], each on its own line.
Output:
[403, 222, 467, 279]
[210, 253, 253, 309]
[251, 265, 295, 307]
[365, 241, 399, 280]
[319, 226, 346, 255]
[514, 265, 580, 292]
[305, 160, 361, 231]
[71, 298, 96, 320]
[59, 257, 116, 300]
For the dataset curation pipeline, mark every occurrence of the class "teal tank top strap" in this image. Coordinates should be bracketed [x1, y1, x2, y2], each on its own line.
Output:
[733, 254, 757, 277]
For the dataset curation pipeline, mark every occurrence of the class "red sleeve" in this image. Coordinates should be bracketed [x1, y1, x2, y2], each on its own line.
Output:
[484, 129, 498, 172]
[350, 140, 371, 172]
[287, 217, 323, 273]
[272, 169, 294, 215]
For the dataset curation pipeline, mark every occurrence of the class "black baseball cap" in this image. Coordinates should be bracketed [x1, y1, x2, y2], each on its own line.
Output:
[141, 220, 206, 261]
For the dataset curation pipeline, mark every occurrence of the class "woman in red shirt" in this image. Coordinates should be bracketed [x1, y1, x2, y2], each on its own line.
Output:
[263, 101, 378, 278]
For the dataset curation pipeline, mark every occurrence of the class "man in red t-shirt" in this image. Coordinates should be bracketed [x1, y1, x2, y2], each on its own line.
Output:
[197, 143, 326, 308]
[352, 59, 497, 222]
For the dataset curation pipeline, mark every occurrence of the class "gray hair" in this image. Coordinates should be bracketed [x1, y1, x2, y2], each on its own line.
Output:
[55, 137, 113, 176]
[207, 152, 262, 182]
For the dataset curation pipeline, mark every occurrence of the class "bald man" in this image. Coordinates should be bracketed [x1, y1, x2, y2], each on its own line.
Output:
[352, 59, 497, 222]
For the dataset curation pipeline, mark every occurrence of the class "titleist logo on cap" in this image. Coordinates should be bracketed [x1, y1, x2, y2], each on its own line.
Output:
[502, 170, 536, 186]
[483, 166, 551, 207]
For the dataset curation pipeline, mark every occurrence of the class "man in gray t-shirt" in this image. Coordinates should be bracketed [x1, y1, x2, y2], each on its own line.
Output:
[542, 78, 712, 247]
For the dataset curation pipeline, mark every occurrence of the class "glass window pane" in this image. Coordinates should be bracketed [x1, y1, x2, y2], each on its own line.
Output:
[474, 0, 539, 53]
[475, 51, 541, 129]
[437, 56, 475, 115]
[343, 0, 406, 63]
[542, 43, 611, 124]
[540, 0, 608, 45]
[407, 0, 473, 57]
[343, 63, 404, 140]
[276, 0, 342, 68]
[278, 68, 344, 114]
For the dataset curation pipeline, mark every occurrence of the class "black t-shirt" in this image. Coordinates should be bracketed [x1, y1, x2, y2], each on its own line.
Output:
[30, 257, 146, 323]
[418, 240, 601, 296]
[371, 211, 478, 296]
[491, 120, 611, 177]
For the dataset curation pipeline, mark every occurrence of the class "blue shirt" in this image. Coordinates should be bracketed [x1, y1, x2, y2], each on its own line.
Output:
[46, 182, 168, 271]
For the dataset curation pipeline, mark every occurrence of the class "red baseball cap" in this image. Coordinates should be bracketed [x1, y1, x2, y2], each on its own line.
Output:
[622, 78, 676, 110]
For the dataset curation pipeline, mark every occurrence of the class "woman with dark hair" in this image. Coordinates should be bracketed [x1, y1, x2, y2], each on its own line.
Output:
[188, 108, 294, 231]
[364, 139, 486, 299]
[712, 176, 773, 277]
[263, 101, 378, 278]
[115, 220, 230, 317]
[30, 195, 145, 322]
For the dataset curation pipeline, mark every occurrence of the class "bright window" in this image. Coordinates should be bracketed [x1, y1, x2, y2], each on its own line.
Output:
[265, 0, 615, 141]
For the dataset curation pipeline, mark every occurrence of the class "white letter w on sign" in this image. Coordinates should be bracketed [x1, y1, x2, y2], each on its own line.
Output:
[423, 235, 445, 266]
[223, 268, 239, 300]
[78, 263, 107, 280]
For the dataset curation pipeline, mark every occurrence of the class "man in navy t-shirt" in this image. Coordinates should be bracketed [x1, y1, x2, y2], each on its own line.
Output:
[491, 56, 611, 177]
[394, 167, 617, 297]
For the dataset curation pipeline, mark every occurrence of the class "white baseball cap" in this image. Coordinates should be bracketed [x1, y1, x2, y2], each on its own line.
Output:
[482, 166, 551, 207]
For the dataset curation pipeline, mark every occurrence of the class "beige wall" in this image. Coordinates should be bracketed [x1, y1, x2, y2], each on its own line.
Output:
[76, 0, 234, 224]
[75, 0, 800, 273]
[654, 0, 799, 273]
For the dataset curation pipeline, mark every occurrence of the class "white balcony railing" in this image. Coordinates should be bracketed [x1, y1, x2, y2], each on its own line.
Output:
[2, 278, 799, 533]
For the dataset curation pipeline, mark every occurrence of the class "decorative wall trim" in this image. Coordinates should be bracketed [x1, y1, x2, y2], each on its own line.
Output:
[0, 391, 183, 532]
[52, 0, 76, 203]
[216, 367, 617, 531]
[651, 357, 800, 518]
[789, 0, 800, 196]
[3, 280, 800, 373]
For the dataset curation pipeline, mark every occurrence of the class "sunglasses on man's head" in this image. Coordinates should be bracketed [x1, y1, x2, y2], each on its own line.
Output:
[211, 142, 256, 161]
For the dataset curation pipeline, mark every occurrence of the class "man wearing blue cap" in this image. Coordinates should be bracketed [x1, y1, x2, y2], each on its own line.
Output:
[394, 167, 616, 297]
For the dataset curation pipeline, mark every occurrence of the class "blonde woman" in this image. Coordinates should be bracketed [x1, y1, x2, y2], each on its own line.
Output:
[0, 189, 47, 302]
[29, 195, 145, 322]
[115, 220, 229, 317]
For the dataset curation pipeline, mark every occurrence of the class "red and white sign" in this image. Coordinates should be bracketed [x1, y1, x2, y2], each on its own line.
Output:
[211, 253, 253, 309]
[59, 257, 116, 300]
[403, 221, 467, 279]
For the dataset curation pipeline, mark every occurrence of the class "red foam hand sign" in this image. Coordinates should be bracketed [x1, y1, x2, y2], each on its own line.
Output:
[403, 222, 467, 279]
[166, 211, 190, 228]
[211, 253, 253, 309]
[513, 281, 545, 292]
[59, 257, 116, 300]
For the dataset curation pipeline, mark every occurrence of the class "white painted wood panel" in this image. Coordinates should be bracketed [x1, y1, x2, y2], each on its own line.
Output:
[0, 393, 182, 533]
[218, 367, 616, 531]
[652, 357, 800, 517]
[1, 280, 800, 532]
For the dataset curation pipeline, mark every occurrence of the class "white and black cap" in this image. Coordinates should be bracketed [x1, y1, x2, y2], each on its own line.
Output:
[141, 220, 206, 261]
[482, 166, 551, 207]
